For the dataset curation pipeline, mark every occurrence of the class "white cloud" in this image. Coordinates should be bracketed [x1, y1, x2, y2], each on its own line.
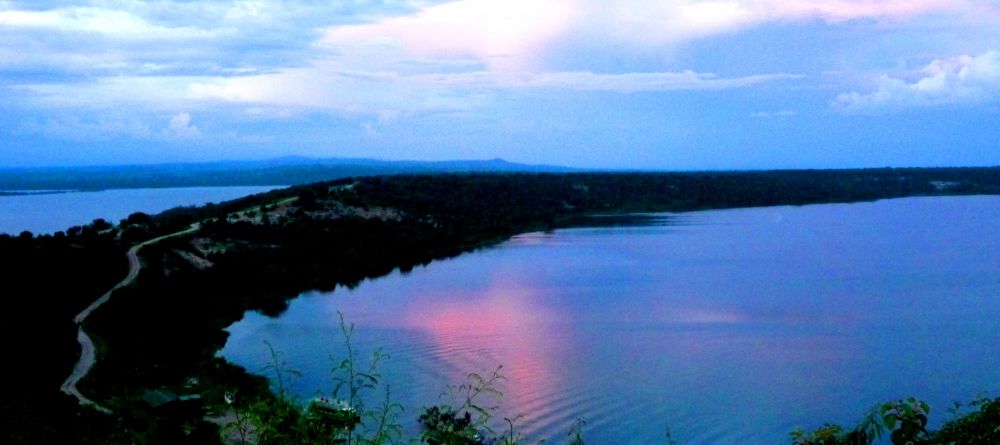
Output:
[361, 121, 381, 139]
[758, 0, 963, 22]
[599, 0, 970, 33]
[166, 112, 201, 138]
[19, 111, 206, 141]
[0, 1, 420, 79]
[750, 110, 797, 117]
[834, 50, 1000, 110]
[0, 6, 213, 39]
[320, 0, 576, 71]
[394, 69, 804, 93]
[320, 0, 977, 70]
[19, 76, 200, 108]
[187, 65, 803, 115]
[16, 112, 264, 143]
[187, 66, 497, 116]
[21, 116, 154, 141]
[496, 71, 804, 92]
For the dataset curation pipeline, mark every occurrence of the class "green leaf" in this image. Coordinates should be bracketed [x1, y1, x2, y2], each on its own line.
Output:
[884, 414, 898, 430]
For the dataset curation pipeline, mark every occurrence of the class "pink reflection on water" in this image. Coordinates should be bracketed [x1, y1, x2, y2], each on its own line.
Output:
[505, 232, 556, 247]
[401, 271, 567, 417]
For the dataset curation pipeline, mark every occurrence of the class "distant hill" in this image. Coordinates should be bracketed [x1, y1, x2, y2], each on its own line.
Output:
[0, 157, 578, 191]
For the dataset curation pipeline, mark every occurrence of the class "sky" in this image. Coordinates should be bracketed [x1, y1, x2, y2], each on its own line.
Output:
[1, 0, 998, 169]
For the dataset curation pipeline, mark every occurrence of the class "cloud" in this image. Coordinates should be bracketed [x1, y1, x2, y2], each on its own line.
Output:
[361, 121, 381, 139]
[187, 66, 803, 115]
[3, 0, 992, 127]
[321, 0, 575, 71]
[20, 116, 154, 141]
[758, 0, 963, 22]
[320, 0, 976, 70]
[750, 110, 798, 118]
[18, 76, 200, 108]
[0, 6, 212, 38]
[834, 50, 1000, 110]
[13, 112, 278, 144]
[0, 1, 432, 80]
[404, 69, 804, 92]
[19, 112, 204, 141]
[186, 68, 470, 116]
[166, 112, 201, 138]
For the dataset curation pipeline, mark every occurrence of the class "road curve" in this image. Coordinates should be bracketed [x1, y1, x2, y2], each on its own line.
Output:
[61, 224, 199, 413]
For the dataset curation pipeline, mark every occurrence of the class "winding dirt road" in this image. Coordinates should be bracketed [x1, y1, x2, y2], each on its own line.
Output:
[61, 224, 199, 413]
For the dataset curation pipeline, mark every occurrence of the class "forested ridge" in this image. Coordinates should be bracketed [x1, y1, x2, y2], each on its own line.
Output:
[3, 168, 1000, 444]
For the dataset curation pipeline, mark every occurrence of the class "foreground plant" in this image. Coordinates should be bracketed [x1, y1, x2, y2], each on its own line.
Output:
[792, 395, 1000, 445]
[223, 311, 403, 445]
[419, 366, 506, 445]
[932, 396, 1000, 444]
[792, 397, 929, 445]
[329, 311, 393, 444]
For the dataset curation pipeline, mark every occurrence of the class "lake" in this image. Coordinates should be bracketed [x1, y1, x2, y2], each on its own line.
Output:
[0, 186, 281, 235]
[221, 195, 1000, 444]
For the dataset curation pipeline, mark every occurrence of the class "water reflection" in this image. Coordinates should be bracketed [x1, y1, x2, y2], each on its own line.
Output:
[222, 196, 1000, 444]
[400, 272, 568, 418]
[370, 274, 575, 437]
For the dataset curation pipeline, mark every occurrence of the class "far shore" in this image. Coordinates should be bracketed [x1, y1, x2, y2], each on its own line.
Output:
[0, 190, 74, 196]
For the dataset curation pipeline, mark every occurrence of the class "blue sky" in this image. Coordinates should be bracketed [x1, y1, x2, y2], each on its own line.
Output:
[1, 0, 998, 169]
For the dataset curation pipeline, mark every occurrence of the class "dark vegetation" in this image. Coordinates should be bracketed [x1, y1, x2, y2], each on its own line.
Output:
[0, 221, 126, 443]
[2, 168, 1000, 444]
[792, 397, 1000, 445]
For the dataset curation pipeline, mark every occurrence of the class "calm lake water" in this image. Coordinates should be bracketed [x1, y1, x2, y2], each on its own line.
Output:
[0, 186, 281, 235]
[221, 196, 1000, 444]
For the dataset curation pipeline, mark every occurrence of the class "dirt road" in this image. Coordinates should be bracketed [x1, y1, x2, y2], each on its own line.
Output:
[60, 224, 199, 413]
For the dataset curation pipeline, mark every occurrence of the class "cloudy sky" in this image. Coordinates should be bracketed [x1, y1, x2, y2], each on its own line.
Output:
[1, 0, 998, 169]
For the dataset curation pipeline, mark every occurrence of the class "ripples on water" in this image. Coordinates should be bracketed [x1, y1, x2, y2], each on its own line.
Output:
[222, 196, 1000, 444]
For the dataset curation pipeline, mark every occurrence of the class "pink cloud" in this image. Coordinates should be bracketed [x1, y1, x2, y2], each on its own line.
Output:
[320, 0, 575, 71]
[761, 0, 964, 22]
[319, 0, 976, 72]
